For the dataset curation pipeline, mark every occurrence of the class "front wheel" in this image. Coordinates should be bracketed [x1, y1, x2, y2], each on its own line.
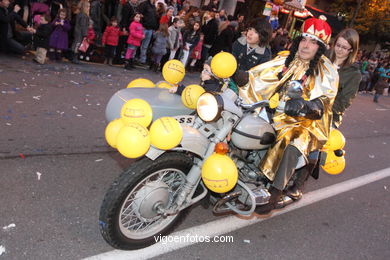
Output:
[99, 152, 193, 250]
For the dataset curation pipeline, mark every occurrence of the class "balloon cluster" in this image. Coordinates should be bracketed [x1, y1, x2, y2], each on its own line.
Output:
[105, 98, 183, 158]
[321, 129, 346, 175]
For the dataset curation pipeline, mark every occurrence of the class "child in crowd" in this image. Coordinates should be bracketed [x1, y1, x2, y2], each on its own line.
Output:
[180, 21, 200, 67]
[48, 8, 71, 61]
[150, 23, 169, 72]
[79, 20, 96, 61]
[167, 18, 184, 60]
[102, 17, 125, 65]
[188, 33, 203, 72]
[32, 14, 52, 64]
[71, 0, 90, 64]
[124, 13, 144, 70]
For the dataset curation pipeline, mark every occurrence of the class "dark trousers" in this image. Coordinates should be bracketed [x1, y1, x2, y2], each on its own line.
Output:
[272, 145, 302, 191]
[5, 32, 32, 54]
[104, 44, 116, 58]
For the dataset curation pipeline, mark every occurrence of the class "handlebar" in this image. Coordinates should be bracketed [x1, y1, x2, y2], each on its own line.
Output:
[238, 100, 270, 110]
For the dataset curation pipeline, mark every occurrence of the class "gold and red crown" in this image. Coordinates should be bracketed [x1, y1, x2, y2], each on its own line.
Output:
[301, 15, 332, 45]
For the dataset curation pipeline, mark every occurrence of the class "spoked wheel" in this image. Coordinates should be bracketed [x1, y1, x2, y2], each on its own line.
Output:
[99, 152, 193, 250]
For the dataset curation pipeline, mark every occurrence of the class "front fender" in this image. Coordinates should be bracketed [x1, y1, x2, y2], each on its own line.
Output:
[145, 125, 210, 160]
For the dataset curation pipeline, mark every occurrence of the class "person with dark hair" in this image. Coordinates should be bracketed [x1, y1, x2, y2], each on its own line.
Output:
[238, 17, 339, 214]
[102, 16, 125, 65]
[208, 18, 237, 57]
[200, 10, 218, 64]
[137, 0, 159, 65]
[31, 14, 52, 64]
[0, 0, 33, 54]
[48, 8, 71, 61]
[231, 18, 272, 72]
[285, 28, 362, 201]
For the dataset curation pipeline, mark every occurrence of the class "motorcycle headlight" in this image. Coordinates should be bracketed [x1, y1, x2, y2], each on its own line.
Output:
[196, 92, 223, 122]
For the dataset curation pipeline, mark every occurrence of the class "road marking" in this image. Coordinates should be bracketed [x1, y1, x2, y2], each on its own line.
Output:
[84, 167, 390, 260]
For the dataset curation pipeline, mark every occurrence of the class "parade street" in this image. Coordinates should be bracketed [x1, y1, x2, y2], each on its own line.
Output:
[1, 56, 390, 260]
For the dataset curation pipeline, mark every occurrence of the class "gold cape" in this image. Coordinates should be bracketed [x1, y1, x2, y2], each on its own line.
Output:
[239, 52, 339, 181]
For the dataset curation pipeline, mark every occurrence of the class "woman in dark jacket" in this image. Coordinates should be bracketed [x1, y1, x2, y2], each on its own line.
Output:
[208, 20, 237, 57]
[200, 11, 218, 63]
[329, 28, 362, 128]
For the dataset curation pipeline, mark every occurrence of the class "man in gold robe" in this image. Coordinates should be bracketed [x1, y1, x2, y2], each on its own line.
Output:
[238, 17, 339, 213]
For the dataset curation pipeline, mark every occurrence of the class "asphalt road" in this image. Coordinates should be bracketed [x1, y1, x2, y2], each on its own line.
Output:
[1, 55, 389, 260]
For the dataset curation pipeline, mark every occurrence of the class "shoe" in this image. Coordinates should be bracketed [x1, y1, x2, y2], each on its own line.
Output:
[108, 58, 113, 66]
[285, 185, 303, 200]
[103, 58, 108, 64]
[153, 63, 159, 73]
[255, 187, 282, 214]
[85, 56, 90, 61]
[79, 55, 84, 60]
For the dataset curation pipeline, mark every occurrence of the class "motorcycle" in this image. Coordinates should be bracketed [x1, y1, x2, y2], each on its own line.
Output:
[99, 82, 320, 250]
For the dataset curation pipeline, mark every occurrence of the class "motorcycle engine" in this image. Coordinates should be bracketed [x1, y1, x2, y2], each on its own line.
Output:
[230, 113, 276, 150]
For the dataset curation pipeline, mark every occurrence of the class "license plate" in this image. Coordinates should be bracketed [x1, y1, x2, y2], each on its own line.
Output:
[173, 115, 195, 127]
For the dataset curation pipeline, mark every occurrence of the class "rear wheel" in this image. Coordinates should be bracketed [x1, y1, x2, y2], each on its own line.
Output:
[99, 152, 193, 250]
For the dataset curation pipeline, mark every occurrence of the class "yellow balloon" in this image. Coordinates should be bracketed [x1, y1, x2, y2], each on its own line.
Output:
[323, 129, 346, 151]
[120, 98, 153, 127]
[321, 150, 346, 175]
[150, 117, 183, 150]
[156, 81, 175, 89]
[105, 118, 125, 148]
[162, 59, 185, 84]
[202, 153, 238, 193]
[181, 84, 205, 109]
[127, 78, 155, 88]
[116, 123, 151, 158]
[210, 52, 237, 78]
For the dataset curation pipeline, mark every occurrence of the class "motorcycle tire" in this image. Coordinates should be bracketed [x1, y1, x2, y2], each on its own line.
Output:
[99, 152, 193, 250]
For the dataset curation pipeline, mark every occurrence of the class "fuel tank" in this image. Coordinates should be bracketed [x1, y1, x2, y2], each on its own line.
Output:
[105, 87, 193, 122]
[230, 113, 276, 150]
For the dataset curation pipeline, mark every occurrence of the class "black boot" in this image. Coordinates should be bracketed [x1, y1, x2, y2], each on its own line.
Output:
[48, 51, 56, 61]
[153, 63, 159, 72]
[124, 60, 132, 70]
[255, 186, 283, 214]
[149, 62, 154, 70]
[129, 58, 135, 69]
[55, 52, 62, 61]
[71, 52, 81, 64]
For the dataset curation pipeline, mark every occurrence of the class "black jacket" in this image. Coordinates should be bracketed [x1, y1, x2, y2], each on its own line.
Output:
[120, 2, 137, 30]
[232, 36, 272, 71]
[0, 6, 28, 51]
[138, 0, 158, 30]
[209, 26, 235, 57]
[34, 23, 52, 49]
[201, 18, 218, 46]
[182, 29, 200, 50]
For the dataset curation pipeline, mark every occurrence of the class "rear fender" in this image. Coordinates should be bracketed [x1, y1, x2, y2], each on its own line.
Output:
[145, 125, 210, 160]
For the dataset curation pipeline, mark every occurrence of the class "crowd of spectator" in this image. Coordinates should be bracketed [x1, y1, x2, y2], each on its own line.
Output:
[0, 0, 286, 73]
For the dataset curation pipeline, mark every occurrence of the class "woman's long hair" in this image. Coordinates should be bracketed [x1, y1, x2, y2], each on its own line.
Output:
[329, 28, 360, 68]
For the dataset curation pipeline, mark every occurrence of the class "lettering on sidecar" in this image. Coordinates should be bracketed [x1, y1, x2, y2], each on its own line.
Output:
[173, 115, 195, 126]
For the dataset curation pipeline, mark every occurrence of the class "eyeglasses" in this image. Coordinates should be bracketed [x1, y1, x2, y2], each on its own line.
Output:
[335, 43, 351, 52]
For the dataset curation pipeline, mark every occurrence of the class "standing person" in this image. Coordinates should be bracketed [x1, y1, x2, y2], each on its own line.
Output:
[208, 18, 237, 57]
[70, 0, 90, 64]
[200, 10, 218, 64]
[0, 0, 33, 54]
[184, 7, 200, 30]
[32, 14, 52, 64]
[237, 17, 338, 214]
[137, 0, 159, 65]
[187, 33, 203, 72]
[373, 65, 390, 103]
[124, 12, 144, 69]
[231, 18, 272, 72]
[120, 0, 137, 30]
[160, 6, 174, 25]
[207, 0, 219, 12]
[155, 2, 166, 21]
[79, 20, 96, 61]
[48, 8, 71, 61]
[90, 0, 108, 46]
[150, 22, 168, 72]
[102, 16, 125, 65]
[180, 21, 200, 67]
[285, 28, 362, 201]
[167, 18, 184, 60]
